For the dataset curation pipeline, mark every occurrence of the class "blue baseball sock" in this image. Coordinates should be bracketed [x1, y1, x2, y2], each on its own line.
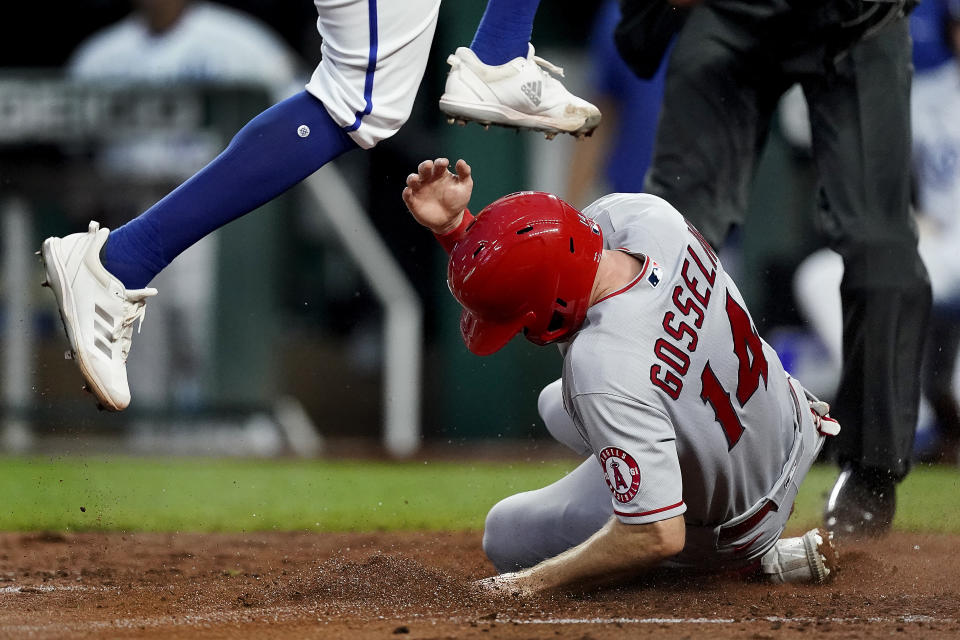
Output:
[103, 91, 357, 289]
[469, 0, 541, 66]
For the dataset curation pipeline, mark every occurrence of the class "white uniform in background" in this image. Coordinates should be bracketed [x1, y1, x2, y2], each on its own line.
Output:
[69, 2, 300, 92]
[484, 194, 830, 572]
[912, 60, 960, 303]
[794, 59, 960, 385]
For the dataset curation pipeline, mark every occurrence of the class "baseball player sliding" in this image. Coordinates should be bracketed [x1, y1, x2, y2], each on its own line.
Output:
[403, 158, 841, 594]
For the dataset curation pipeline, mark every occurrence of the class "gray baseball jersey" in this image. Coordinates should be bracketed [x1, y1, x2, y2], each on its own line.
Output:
[561, 193, 801, 530]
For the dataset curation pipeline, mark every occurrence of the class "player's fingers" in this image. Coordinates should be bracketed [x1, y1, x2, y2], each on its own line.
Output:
[401, 186, 420, 209]
[455, 159, 472, 180]
[432, 158, 450, 179]
[405, 173, 420, 188]
[417, 160, 434, 180]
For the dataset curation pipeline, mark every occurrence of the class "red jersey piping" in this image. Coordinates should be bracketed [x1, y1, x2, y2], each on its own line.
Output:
[614, 500, 684, 518]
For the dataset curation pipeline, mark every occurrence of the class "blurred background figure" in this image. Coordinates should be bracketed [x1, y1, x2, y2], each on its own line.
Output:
[69, 0, 300, 89]
[563, 0, 669, 208]
[912, 1, 960, 464]
[794, 0, 960, 466]
[911, 0, 958, 70]
[67, 0, 301, 416]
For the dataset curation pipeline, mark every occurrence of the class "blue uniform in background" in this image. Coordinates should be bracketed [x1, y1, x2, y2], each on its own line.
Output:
[911, 0, 954, 72]
[589, 0, 668, 193]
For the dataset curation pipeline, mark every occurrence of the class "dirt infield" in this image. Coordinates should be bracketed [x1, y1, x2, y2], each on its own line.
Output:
[1, 529, 958, 639]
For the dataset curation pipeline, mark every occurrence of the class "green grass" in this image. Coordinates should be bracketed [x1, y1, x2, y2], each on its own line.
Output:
[791, 463, 960, 534]
[3, 457, 959, 533]
[3, 457, 575, 532]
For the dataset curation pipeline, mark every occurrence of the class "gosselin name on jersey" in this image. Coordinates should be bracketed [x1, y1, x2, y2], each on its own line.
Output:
[649, 221, 720, 401]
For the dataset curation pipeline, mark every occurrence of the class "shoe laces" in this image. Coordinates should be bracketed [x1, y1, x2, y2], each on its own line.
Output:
[447, 49, 566, 79]
[112, 291, 156, 361]
[531, 55, 565, 79]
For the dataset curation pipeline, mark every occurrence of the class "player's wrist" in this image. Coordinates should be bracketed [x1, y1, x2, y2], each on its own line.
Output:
[434, 210, 465, 235]
[434, 209, 474, 253]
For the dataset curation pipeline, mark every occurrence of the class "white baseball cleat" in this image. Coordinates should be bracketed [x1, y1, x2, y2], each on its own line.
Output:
[439, 45, 601, 138]
[40, 221, 157, 411]
[760, 528, 838, 584]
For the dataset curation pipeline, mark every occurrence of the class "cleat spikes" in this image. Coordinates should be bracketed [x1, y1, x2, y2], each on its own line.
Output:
[64, 350, 74, 361]
[441, 111, 599, 139]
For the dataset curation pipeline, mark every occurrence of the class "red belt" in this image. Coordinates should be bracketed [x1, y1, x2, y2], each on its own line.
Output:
[718, 499, 777, 543]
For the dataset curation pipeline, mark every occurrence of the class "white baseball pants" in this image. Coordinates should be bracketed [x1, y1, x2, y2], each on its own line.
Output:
[305, 0, 441, 149]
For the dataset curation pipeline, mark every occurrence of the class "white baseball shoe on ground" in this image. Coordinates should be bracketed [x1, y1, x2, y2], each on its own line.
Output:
[41, 221, 157, 411]
[760, 528, 838, 584]
[439, 45, 601, 139]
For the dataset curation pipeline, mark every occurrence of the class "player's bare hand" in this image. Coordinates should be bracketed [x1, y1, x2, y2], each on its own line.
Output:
[472, 572, 534, 598]
[402, 158, 473, 235]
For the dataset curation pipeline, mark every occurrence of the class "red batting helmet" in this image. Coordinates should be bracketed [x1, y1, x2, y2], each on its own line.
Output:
[448, 191, 604, 355]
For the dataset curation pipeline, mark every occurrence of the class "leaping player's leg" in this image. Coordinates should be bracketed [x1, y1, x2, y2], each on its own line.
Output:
[41, 0, 442, 411]
[439, 0, 601, 138]
[42, 92, 356, 412]
[104, 92, 357, 290]
[469, 0, 541, 65]
[305, 0, 440, 150]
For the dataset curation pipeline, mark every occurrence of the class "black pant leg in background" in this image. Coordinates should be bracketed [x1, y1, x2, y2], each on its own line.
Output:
[643, 4, 792, 246]
[802, 17, 931, 479]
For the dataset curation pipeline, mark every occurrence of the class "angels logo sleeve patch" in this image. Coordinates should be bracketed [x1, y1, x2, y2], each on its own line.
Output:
[570, 393, 686, 525]
[599, 447, 642, 503]
[595, 442, 686, 522]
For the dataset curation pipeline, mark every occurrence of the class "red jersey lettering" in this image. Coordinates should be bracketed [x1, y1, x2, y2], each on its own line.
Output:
[681, 258, 711, 308]
[663, 311, 699, 352]
[672, 285, 705, 329]
[651, 364, 683, 400]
